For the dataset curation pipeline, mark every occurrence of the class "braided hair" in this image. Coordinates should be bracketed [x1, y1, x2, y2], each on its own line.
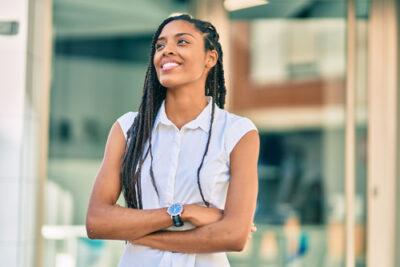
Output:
[120, 14, 227, 209]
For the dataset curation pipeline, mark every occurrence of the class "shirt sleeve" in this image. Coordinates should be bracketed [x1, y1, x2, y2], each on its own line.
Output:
[225, 116, 258, 156]
[116, 111, 138, 140]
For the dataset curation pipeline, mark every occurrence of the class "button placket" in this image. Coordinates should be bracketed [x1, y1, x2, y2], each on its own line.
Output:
[170, 128, 184, 203]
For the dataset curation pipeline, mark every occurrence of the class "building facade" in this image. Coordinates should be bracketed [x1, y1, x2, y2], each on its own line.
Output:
[0, 0, 399, 266]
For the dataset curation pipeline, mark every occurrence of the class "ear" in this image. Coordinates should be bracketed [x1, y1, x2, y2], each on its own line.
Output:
[205, 49, 218, 69]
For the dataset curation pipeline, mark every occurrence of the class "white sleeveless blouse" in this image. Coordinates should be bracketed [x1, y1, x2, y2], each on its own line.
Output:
[116, 96, 258, 267]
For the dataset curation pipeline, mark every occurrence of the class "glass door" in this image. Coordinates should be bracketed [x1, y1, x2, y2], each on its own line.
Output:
[224, 1, 369, 266]
[42, 1, 190, 266]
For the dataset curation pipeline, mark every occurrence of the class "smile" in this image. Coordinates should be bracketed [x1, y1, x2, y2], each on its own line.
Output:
[161, 62, 180, 71]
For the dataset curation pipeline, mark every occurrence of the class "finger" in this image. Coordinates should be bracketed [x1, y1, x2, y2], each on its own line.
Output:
[250, 226, 257, 232]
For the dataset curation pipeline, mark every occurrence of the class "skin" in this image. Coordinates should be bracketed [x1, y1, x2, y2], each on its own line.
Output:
[86, 20, 259, 253]
[153, 20, 217, 129]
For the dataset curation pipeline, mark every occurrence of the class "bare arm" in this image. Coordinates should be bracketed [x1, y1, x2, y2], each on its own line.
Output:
[130, 129, 260, 252]
[86, 121, 176, 240]
[86, 121, 225, 240]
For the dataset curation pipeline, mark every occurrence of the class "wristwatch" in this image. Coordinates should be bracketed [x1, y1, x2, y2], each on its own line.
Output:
[167, 203, 184, 227]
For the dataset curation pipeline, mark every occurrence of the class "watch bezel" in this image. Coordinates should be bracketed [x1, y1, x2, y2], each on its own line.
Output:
[167, 203, 183, 216]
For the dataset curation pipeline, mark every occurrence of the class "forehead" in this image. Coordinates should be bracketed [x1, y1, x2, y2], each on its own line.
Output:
[158, 20, 202, 39]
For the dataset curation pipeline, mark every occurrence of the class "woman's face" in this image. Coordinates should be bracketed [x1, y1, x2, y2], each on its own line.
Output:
[153, 20, 217, 89]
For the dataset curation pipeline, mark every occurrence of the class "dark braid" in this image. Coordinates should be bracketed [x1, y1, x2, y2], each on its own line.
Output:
[120, 14, 227, 209]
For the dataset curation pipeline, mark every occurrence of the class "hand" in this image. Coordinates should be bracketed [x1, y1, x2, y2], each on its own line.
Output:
[248, 222, 257, 240]
[182, 204, 224, 227]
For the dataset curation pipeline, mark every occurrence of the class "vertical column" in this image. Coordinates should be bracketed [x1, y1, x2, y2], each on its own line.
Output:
[0, 0, 52, 266]
[367, 0, 398, 266]
[0, 1, 30, 265]
[345, 0, 356, 267]
[395, 1, 400, 266]
[26, 1, 52, 266]
[189, 0, 232, 109]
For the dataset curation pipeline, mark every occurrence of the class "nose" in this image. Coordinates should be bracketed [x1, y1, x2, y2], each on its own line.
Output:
[162, 43, 176, 56]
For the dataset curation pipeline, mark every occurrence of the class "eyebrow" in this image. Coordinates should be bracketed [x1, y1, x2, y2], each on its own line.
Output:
[157, 32, 195, 41]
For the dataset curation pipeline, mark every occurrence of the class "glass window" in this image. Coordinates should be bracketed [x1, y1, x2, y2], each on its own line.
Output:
[43, 1, 189, 266]
[225, 1, 368, 266]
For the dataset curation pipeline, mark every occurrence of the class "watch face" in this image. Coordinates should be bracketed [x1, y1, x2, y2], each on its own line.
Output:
[168, 203, 183, 216]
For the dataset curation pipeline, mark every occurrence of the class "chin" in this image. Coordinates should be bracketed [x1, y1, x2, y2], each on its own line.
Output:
[159, 81, 175, 88]
[159, 78, 183, 89]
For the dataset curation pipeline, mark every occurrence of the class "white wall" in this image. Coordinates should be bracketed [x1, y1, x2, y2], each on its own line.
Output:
[0, 0, 52, 266]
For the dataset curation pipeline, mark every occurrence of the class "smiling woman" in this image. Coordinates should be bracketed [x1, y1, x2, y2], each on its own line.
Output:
[153, 20, 218, 93]
[85, 13, 260, 267]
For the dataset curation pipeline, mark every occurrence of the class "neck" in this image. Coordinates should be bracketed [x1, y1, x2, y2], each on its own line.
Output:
[164, 87, 208, 130]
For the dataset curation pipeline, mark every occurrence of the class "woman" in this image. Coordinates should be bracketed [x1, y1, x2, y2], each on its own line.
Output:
[86, 14, 260, 266]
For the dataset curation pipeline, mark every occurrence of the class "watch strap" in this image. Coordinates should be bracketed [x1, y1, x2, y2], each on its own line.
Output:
[172, 215, 184, 227]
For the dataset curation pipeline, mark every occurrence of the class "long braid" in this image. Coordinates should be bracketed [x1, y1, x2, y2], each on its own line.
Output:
[197, 65, 219, 207]
[195, 22, 227, 206]
[121, 23, 169, 209]
[120, 14, 227, 209]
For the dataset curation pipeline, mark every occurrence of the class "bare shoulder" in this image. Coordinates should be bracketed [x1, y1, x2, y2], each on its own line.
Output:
[230, 129, 260, 172]
[88, 121, 127, 206]
[105, 121, 127, 161]
[94, 121, 127, 171]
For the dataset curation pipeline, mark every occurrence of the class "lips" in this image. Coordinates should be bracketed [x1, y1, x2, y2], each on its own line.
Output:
[162, 62, 180, 71]
[161, 58, 181, 71]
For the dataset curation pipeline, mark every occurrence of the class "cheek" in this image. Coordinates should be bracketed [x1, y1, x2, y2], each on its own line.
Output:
[185, 54, 206, 73]
[153, 55, 161, 76]
[153, 55, 159, 69]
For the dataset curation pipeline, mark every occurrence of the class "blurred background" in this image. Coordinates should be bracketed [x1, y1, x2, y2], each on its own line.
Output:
[1, 0, 400, 266]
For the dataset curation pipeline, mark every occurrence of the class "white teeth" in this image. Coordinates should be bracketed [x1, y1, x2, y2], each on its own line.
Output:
[162, 62, 179, 68]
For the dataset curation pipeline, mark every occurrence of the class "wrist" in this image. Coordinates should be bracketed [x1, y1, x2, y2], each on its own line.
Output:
[167, 203, 184, 227]
[181, 204, 193, 222]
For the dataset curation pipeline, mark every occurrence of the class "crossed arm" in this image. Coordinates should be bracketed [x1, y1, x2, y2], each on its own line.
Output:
[86, 121, 260, 253]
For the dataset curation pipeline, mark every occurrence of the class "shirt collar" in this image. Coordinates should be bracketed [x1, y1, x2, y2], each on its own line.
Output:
[153, 96, 214, 133]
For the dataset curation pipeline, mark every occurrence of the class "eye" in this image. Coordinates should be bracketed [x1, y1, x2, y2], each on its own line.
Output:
[178, 39, 189, 45]
[155, 43, 164, 50]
